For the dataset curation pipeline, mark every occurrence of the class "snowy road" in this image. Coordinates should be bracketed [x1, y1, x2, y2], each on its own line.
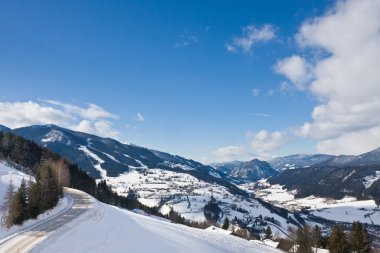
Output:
[0, 187, 280, 253]
[0, 188, 91, 253]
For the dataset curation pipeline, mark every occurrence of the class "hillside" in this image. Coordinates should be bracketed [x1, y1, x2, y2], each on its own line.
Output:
[12, 124, 244, 196]
[268, 154, 336, 171]
[268, 166, 380, 202]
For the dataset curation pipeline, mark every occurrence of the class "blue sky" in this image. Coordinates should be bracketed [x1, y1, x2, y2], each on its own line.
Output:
[1, 0, 380, 163]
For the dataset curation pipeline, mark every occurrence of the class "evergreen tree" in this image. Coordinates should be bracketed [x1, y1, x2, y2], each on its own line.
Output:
[328, 224, 348, 253]
[222, 217, 229, 230]
[264, 226, 272, 239]
[16, 178, 28, 222]
[312, 225, 322, 249]
[28, 179, 41, 218]
[296, 225, 312, 253]
[349, 222, 371, 253]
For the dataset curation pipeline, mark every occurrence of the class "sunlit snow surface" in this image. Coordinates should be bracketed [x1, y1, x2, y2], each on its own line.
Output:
[77, 147, 294, 235]
[32, 192, 281, 253]
[100, 168, 292, 232]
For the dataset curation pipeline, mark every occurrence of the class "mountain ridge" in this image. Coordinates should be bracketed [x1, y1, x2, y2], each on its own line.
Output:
[212, 159, 278, 182]
[3, 124, 246, 196]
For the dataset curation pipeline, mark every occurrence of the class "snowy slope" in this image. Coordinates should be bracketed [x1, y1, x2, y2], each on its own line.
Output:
[32, 191, 281, 253]
[104, 168, 293, 233]
[0, 161, 33, 210]
[243, 180, 380, 226]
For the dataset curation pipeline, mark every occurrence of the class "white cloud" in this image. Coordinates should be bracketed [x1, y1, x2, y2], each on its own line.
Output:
[251, 113, 269, 117]
[290, 0, 380, 155]
[251, 88, 260, 96]
[316, 125, 380, 155]
[275, 55, 311, 89]
[226, 24, 276, 54]
[134, 112, 145, 122]
[45, 100, 117, 120]
[174, 34, 198, 48]
[0, 101, 72, 128]
[0, 100, 119, 139]
[125, 124, 137, 130]
[247, 130, 288, 156]
[211, 145, 254, 162]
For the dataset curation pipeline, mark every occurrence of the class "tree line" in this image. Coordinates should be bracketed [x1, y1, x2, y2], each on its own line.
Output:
[3, 159, 70, 227]
[277, 222, 372, 253]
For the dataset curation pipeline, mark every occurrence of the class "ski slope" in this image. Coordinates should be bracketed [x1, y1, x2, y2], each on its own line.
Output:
[32, 190, 281, 253]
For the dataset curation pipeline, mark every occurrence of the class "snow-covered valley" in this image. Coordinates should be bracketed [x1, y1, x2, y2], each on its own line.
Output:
[100, 167, 294, 238]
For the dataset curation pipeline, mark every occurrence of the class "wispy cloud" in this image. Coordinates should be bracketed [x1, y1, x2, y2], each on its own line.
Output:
[134, 112, 145, 122]
[226, 24, 276, 54]
[251, 113, 270, 117]
[211, 145, 255, 163]
[174, 34, 198, 48]
[251, 88, 260, 97]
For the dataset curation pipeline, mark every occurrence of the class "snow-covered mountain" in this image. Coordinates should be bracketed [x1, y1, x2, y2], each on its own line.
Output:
[268, 154, 336, 171]
[212, 159, 278, 182]
[10, 124, 245, 195]
[269, 147, 380, 171]
[328, 147, 380, 166]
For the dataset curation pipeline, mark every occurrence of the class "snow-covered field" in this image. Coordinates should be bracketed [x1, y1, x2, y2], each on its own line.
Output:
[32, 191, 281, 253]
[242, 180, 380, 225]
[99, 167, 293, 236]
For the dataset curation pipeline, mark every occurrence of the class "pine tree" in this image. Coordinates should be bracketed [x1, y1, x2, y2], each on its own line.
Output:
[296, 225, 312, 253]
[16, 178, 28, 222]
[328, 224, 348, 253]
[312, 225, 322, 249]
[264, 226, 273, 239]
[222, 217, 229, 230]
[349, 222, 371, 253]
[27, 177, 42, 219]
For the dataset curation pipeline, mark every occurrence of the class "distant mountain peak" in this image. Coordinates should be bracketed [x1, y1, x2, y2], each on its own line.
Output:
[212, 158, 278, 182]
[0, 124, 12, 133]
